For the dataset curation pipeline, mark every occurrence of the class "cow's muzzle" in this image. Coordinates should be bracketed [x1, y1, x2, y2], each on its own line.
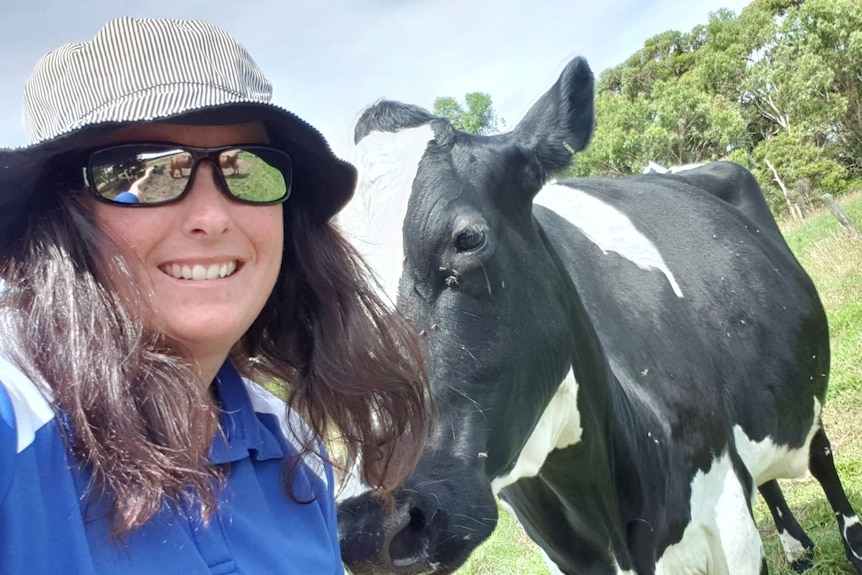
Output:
[339, 496, 441, 575]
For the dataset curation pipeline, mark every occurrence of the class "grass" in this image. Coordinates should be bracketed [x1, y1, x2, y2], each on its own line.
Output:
[454, 191, 862, 574]
[221, 150, 288, 203]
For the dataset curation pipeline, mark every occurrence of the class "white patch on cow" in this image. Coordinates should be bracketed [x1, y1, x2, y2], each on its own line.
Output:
[334, 403, 392, 501]
[338, 125, 435, 303]
[538, 548, 565, 575]
[733, 398, 822, 485]
[844, 515, 862, 560]
[654, 451, 763, 575]
[333, 126, 434, 501]
[642, 161, 705, 175]
[490, 369, 581, 494]
[334, 451, 372, 502]
[534, 184, 684, 298]
[778, 527, 808, 564]
[611, 559, 637, 575]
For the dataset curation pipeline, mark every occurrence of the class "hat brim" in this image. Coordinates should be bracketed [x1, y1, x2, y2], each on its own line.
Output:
[0, 100, 356, 243]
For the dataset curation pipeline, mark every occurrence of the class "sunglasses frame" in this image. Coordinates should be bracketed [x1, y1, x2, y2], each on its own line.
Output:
[83, 142, 293, 207]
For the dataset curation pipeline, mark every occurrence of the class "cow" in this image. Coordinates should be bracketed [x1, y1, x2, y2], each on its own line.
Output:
[219, 150, 240, 175]
[169, 152, 192, 178]
[641, 161, 705, 174]
[643, 162, 790, 262]
[335, 56, 862, 575]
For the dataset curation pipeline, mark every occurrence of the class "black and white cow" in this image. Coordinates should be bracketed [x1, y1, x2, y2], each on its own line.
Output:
[335, 56, 862, 575]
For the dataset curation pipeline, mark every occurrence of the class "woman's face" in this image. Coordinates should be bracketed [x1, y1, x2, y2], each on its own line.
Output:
[92, 122, 284, 373]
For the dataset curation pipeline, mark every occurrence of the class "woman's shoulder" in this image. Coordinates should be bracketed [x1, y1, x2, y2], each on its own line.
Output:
[0, 354, 63, 503]
[0, 354, 56, 455]
[239, 378, 329, 487]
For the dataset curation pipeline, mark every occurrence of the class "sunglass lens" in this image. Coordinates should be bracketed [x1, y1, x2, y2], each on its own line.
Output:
[220, 148, 291, 204]
[89, 146, 190, 204]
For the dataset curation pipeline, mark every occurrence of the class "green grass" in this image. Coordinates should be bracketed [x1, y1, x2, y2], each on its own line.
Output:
[454, 192, 862, 574]
[222, 150, 288, 203]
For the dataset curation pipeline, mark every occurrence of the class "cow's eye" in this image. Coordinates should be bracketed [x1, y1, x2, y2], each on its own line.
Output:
[454, 226, 486, 252]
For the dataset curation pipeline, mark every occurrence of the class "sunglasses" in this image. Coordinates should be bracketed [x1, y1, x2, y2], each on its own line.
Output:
[83, 143, 292, 206]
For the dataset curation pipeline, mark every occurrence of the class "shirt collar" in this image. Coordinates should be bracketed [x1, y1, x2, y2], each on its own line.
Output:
[209, 360, 284, 464]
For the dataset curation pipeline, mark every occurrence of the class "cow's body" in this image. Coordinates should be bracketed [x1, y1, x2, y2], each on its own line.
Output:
[219, 150, 240, 174]
[499, 178, 822, 574]
[169, 152, 192, 178]
[336, 57, 862, 575]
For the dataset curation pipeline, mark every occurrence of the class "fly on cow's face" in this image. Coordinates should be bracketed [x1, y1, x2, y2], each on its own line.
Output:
[441, 268, 459, 287]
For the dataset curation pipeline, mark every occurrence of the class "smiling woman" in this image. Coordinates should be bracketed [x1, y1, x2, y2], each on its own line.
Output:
[0, 17, 429, 575]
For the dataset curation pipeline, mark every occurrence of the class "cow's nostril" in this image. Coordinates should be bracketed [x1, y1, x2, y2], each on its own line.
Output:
[408, 506, 427, 531]
[388, 507, 427, 563]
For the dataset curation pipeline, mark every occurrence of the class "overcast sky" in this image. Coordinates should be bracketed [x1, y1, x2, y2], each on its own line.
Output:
[1, 0, 751, 158]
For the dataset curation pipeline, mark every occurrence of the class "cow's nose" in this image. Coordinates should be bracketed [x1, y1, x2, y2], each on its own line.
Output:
[340, 496, 436, 575]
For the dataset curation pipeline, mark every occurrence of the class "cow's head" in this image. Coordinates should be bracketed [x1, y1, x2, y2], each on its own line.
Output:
[337, 57, 595, 575]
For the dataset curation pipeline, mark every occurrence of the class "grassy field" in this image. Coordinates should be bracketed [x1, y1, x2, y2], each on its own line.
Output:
[456, 192, 862, 574]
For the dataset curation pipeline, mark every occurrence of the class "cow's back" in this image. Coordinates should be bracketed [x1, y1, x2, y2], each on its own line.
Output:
[660, 162, 793, 258]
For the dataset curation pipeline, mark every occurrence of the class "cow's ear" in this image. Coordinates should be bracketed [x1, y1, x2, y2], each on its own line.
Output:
[513, 56, 595, 181]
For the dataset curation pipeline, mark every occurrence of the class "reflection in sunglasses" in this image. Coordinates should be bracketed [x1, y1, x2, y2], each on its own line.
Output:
[87, 144, 291, 206]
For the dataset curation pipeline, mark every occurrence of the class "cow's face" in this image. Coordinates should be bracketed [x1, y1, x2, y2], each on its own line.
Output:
[398, 131, 579, 477]
[338, 57, 595, 575]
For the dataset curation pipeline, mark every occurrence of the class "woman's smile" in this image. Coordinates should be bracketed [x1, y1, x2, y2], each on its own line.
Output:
[159, 260, 240, 281]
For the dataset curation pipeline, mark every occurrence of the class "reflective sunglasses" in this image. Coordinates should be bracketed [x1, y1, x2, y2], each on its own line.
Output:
[83, 143, 292, 206]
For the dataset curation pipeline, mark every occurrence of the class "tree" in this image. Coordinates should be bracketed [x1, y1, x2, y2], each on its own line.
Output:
[570, 22, 749, 178]
[433, 92, 502, 135]
[790, 0, 862, 172]
[614, 29, 703, 100]
[752, 129, 848, 214]
[569, 92, 654, 176]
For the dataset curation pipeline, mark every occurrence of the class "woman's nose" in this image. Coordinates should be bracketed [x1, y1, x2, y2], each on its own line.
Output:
[181, 161, 232, 236]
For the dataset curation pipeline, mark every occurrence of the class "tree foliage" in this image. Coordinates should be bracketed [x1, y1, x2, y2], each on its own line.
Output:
[436, 1, 861, 216]
[570, 0, 862, 215]
[433, 92, 502, 135]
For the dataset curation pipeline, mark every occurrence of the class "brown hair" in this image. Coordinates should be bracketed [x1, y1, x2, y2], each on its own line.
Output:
[0, 188, 428, 537]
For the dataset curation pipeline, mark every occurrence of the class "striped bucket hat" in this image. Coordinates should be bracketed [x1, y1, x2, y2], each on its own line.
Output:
[0, 17, 356, 243]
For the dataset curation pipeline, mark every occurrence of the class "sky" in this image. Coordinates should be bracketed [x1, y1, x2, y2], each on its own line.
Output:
[0, 0, 752, 159]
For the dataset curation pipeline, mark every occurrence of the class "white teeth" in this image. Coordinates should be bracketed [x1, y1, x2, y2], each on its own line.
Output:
[160, 261, 239, 281]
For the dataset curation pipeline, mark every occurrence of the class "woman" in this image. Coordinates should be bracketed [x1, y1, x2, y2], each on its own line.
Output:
[0, 18, 428, 574]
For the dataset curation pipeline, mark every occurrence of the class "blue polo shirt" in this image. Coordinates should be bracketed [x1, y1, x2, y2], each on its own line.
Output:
[0, 354, 344, 574]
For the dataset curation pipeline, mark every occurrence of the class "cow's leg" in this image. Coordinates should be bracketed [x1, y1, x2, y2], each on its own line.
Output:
[758, 480, 815, 572]
[808, 427, 862, 574]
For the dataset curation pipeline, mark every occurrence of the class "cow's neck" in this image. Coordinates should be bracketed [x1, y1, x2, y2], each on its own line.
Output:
[537, 209, 648, 509]
[515, 225, 640, 571]
[500, 316, 639, 573]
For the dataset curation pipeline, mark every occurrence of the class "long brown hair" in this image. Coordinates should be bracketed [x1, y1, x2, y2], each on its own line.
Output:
[0, 188, 429, 537]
